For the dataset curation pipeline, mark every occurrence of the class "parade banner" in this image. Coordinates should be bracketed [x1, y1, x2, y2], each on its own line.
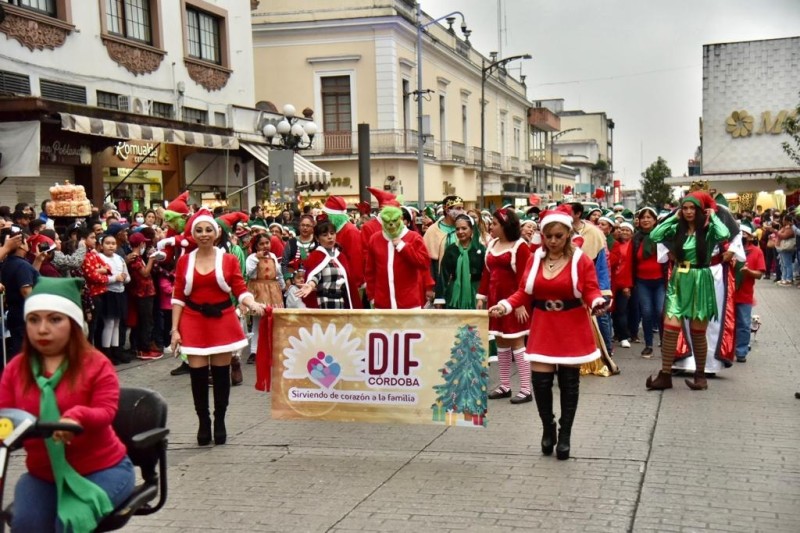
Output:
[271, 309, 490, 428]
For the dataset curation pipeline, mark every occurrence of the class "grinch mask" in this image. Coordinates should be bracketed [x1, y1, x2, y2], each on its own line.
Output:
[162, 211, 186, 233]
[380, 206, 404, 239]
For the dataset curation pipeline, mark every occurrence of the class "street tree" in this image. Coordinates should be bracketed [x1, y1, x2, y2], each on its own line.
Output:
[777, 95, 800, 191]
[640, 156, 673, 208]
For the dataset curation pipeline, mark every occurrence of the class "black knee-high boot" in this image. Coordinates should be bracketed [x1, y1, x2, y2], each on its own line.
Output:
[189, 366, 212, 446]
[556, 366, 580, 460]
[531, 371, 557, 455]
[211, 365, 231, 445]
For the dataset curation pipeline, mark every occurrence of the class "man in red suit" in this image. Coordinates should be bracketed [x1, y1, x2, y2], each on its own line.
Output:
[322, 196, 364, 308]
[365, 206, 433, 309]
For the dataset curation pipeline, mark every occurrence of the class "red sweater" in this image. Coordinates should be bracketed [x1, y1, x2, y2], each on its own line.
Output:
[0, 351, 127, 481]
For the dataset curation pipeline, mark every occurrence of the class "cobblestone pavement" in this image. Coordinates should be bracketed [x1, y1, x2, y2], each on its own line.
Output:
[7, 281, 799, 532]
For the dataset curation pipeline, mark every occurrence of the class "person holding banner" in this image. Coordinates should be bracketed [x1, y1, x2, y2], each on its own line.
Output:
[477, 208, 533, 404]
[434, 214, 486, 310]
[488, 205, 607, 460]
[245, 232, 284, 364]
[170, 208, 266, 447]
[296, 219, 356, 309]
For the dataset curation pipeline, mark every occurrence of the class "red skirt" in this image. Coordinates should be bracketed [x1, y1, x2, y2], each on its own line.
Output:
[178, 305, 248, 356]
[524, 307, 599, 365]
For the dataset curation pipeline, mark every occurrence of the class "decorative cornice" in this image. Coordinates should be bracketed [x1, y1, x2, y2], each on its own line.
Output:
[184, 58, 232, 92]
[0, 5, 74, 51]
[101, 36, 165, 76]
[306, 55, 362, 64]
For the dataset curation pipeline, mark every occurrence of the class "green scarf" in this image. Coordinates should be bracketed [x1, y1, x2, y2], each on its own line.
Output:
[32, 359, 114, 533]
[448, 244, 476, 309]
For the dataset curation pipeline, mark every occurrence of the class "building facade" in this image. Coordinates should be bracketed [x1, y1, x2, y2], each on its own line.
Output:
[668, 36, 800, 210]
[251, 0, 531, 208]
[0, 0, 257, 213]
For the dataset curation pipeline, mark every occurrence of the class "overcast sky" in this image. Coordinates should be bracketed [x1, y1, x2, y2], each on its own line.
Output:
[421, 0, 800, 189]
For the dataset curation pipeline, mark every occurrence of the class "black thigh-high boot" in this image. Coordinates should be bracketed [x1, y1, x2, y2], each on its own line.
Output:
[211, 365, 231, 445]
[531, 371, 557, 455]
[556, 366, 580, 460]
[189, 366, 212, 445]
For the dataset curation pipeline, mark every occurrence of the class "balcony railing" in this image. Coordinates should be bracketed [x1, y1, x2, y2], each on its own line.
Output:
[530, 149, 561, 168]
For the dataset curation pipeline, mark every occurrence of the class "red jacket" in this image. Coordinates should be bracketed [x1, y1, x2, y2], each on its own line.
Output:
[82, 249, 113, 298]
[335, 222, 365, 307]
[0, 351, 127, 481]
[365, 228, 433, 309]
[613, 240, 634, 291]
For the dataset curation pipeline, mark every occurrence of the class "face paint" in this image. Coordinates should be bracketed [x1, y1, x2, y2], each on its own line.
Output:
[447, 207, 465, 219]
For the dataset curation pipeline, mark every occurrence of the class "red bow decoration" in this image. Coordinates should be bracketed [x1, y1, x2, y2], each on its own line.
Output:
[315, 213, 329, 224]
[496, 208, 509, 222]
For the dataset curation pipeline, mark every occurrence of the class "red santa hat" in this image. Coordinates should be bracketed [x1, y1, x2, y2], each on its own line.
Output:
[168, 191, 190, 214]
[356, 201, 372, 216]
[367, 187, 400, 208]
[216, 212, 249, 234]
[181, 207, 218, 247]
[683, 191, 717, 211]
[322, 196, 347, 215]
[539, 204, 574, 231]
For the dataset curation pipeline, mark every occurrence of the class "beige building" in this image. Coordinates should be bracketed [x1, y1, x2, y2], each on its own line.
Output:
[251, 0, 531, 208]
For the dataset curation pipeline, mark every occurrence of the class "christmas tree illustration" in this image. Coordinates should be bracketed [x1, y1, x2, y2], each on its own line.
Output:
[432, 325, 489, 419]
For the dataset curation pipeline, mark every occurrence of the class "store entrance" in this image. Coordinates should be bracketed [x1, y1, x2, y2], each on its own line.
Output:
[103, 167, 166, 218]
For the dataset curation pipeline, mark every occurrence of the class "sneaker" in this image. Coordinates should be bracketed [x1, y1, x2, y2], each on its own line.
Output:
[620, 339, 631, 348]
[163, 345, 173, 356]
[137, 351, 164, 361]
[778, 280, 792, 286]
[630, 336, 641, 343]
[641, 347, 654, 358]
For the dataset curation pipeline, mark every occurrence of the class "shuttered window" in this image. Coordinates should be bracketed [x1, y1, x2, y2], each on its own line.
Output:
[40, 79, 87, 104]
[0, 70, 31, 95]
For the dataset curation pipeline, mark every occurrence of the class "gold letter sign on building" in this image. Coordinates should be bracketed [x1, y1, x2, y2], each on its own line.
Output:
[726, 109, 798, 138]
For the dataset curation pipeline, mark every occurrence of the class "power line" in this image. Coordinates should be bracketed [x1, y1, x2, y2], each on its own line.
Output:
[534, 64, 699, 87]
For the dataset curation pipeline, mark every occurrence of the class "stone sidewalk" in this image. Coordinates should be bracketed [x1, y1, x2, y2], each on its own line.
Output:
[10, 281, 800, 532]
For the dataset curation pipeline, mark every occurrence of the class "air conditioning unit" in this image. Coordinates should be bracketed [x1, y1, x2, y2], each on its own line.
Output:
[132, 97, 152, 115]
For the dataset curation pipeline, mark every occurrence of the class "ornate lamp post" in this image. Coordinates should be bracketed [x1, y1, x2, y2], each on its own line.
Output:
[479, 53, 531, 209]
[262, 104, 318, 151]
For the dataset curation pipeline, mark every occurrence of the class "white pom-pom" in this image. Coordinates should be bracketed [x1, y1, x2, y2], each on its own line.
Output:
[181, 239, 189, 247]
[532, 233, 542, 245]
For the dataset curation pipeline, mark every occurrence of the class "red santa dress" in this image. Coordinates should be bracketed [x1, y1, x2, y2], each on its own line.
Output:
[500, 247, 604, 365]
[172, 248, 252, 356]
[365, 227, 433, 309]
[477, 238, 532, 339]
[335, 221, 364, 309]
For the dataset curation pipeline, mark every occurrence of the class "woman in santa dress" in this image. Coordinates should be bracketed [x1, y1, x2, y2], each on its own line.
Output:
[170, 208, 265, 447]
[489, 206, 607, 460]
[476, 208, 533, 404]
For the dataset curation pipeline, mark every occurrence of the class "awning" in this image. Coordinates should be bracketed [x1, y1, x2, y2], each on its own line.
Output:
[60, 112, 238, 150]
[241, 142, 331, 184]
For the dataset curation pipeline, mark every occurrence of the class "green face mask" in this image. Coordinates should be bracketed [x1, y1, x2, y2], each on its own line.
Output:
[380, 207, 404, 239]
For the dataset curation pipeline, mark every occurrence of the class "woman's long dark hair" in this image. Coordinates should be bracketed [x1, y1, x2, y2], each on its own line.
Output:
[250, 233, 269, 255]
[675, 205, 708, 263]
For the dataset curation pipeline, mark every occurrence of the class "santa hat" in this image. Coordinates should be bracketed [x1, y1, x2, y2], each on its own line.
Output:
[27, 234, 55, 253]
[539, 204, 574, 231]
[367, 187, 400, 208]
[619, 221, 635, 232]
[322, 196, 347, 215]
[168, 191, 190, 215]
[216, 212, 249, 234]
[356, 201, 372, 216]
[25, 277, 85, 327]
[683, 191, 717, 211]
[182, 207, 217, 247]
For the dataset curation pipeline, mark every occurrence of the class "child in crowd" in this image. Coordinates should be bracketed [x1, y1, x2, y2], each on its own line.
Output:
[98, 233, 130, 364]
[284, 269, 308, 310]
[245, 233, 285, 364]
[733, 222, 766, 363]
[128, 232, 160, 360]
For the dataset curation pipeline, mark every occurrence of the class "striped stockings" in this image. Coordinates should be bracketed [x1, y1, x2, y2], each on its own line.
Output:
[513, 347, 531, 396]
[661, 324, 681, 373]
[497, 346, 513, 391]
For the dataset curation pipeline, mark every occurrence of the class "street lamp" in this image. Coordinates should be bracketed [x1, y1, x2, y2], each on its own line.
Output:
[550, 127, 581, 202]
[479, 53, 531, 209]
[415, 3, 470, 210]
[262, 104, 318, 151]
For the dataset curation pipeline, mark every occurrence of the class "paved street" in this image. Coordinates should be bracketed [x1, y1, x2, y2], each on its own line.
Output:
[9, 281, 800, 532]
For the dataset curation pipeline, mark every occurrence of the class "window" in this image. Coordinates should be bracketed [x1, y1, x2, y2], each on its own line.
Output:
[40, 79, 86, 104]
[106, 0, 152, 44]
[182, 106, 207, 124]
[151, 101, 173, 119]
[438, 94, 446, 143]
[97, 90, 123, 110]
[499, 118, 506, 157]
[513, 121, 521, 159]
[321, 76, 351, 132]
[186, 6, 221, 64]
[4, 0, 56, 17]
[214, 111, 226, 127]
[461, 104, 467, 145]
[402, 79, 410, 132]
[0, 70, 31, 95]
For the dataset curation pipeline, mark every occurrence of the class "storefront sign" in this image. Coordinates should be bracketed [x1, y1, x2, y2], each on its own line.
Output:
[726, 109, 798, 138]
[115, 141, 160, 164]
[40, 140, 91, 165]
[271, 310, 490, 428]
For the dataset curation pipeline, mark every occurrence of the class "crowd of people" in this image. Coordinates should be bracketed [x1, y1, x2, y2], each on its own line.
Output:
[1, 188, 799, 463]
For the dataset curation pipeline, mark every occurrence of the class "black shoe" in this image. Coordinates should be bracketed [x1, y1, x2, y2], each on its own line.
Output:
[171, 362, 190, 376]
[641, 347, 653, 357]
[736, 357, 747, 363]
[795, 392, 800, 399]
[116, 348, 133, 364]
[247, 353, 256, 364]
[213, 415, 227, 445]
[488, 387, 512, 399]
[510, 393, 533, 404]
[197, 415, 212, 446]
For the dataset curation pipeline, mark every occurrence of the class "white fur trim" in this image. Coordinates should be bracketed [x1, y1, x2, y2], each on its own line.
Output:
[237, 291, 254, 304]
[488, 329, 528, 339]
[524, 349, 600, 364]
[498, 299, 513, 314]
[540, 213, 573, 231]
[323, 206, 347, 215]
[304, 249, 352, 306]
[184, 250, 196, 296]
[191, 214, 219, 234]
[509, 239, 525, 273]
[590, 297, 605, 310]
[396, 240, 406, 252]
[179, 338, 249, 356]
[656, 243, 670, 264]
[476, 294, 487, 300]
[387, 237, 397, 309]
[171, 299, 185, 307]
[215, 248, 231, 293]
[571, 247, 583, 298]
[25, 294, 84, 328]
[728, 233, 746, 262]
[524, 248, 545, 294]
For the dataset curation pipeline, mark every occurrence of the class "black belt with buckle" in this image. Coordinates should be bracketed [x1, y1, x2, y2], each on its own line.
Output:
[532, 298, 583, 312]
[185, 297, 232, 318]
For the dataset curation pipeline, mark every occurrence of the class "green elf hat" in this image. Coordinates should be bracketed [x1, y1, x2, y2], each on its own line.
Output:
[598, 211, 616, 226]
[619, 220, 635, 232]
[613, 203, 625, 212]
[739, 220, 754, 235]
[25, 277, 85, 327]
[215, 212, 249, 234]
[584, 207, 602, 220]
[714, 193, 729, 209]
[424, 204, 436, 220]
[636, 206, 658, 219]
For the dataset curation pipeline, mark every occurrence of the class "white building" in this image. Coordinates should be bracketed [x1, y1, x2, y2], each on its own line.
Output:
[667, 36, 800, 209]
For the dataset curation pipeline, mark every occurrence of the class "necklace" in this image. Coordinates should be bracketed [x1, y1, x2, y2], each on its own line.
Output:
[547, 256, 566, 271]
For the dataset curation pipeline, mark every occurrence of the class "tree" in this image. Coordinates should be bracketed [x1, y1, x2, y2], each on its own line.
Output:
[640, 157, 673, 209]
[777, 95, 800, 191]
[431, 325, 488, 416]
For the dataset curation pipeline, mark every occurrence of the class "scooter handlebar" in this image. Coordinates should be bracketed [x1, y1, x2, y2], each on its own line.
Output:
[33, 421, 84, 438]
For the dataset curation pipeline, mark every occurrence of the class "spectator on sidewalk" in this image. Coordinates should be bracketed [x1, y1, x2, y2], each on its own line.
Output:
[733, 222, 765, 363]
[0, 225, 42, 364]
